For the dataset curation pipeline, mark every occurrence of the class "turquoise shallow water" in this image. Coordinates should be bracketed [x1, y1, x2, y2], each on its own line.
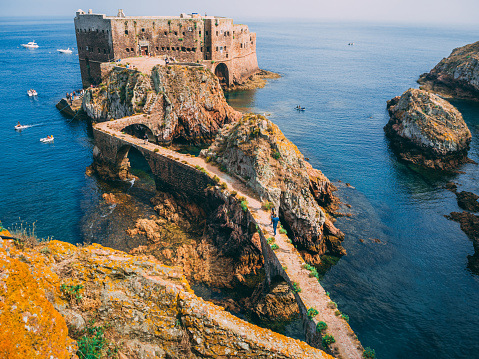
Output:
[1, 17, 479, 358]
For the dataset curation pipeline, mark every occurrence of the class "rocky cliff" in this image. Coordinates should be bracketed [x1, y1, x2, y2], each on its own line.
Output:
[83, 64, 241, 145]
[201, 114, 345, 262]
[0, 236, 333, 359]
[385, 88, 472, 171]
[418, 40, 479, 100]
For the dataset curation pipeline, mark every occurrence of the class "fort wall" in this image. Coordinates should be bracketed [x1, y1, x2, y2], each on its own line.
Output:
[74, 9, 259, 87]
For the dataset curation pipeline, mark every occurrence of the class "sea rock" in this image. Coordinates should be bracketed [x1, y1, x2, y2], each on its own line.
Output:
[83, 65, 241, 145]
[384, 88, 472, 171]
[456, 191, 479, 212]
[201, 113, 345, 259]
[446, 211, 479, 273]
[418, 41, 479, 100]
[0, 238, 333, 359]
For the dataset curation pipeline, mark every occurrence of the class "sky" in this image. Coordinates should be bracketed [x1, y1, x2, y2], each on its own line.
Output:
[2, 0, 479, 25]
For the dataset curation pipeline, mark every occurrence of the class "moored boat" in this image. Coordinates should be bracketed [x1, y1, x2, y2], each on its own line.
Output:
[21, 41, 39, 49]
[27, 89, 38, 97]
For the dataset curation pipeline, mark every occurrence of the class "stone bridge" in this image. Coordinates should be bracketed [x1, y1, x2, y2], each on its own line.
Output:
[92, 119, 364, 359]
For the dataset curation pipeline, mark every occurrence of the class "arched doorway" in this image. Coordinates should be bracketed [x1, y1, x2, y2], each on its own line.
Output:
[115, 144, 156, 188]
[121, 124, 156, 144]
[214, 63, 229, 86]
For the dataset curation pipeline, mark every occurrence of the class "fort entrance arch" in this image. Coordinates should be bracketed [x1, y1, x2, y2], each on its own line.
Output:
[215, 63, 229, 86]
[122, 123, 156, 143]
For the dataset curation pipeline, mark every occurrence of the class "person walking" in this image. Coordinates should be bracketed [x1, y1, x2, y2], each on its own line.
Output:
[271, 209, 280, 236]
[143, 132, 148, 144]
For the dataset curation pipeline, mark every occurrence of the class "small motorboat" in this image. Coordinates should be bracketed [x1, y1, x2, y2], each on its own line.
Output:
[40, 136, 54, 143]
[27, 89, 38, 97]
[295, 106, 306, 111]
[57, 48, 72, 54]
[21, 41, 39, 49]
[15, 124, 29, 131]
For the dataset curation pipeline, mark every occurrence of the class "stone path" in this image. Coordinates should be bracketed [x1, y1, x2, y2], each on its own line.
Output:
[95, 120, 364, 359]
[117, 57, 166, 74]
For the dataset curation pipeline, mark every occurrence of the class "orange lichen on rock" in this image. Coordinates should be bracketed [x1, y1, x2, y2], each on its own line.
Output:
[0, 241, 76, 359]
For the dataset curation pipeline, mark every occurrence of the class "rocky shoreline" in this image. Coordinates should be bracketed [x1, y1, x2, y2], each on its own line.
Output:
[417, 40, 479, 101]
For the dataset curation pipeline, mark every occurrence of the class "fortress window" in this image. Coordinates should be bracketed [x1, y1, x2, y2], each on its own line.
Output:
[215, 46, 218, 51]
[188, 27, 193, 31]
[182, 47, 186, 52]
[98, 48, 100, 53]
[193, 47, 196, 52]
[125, 30, 129, 35]
[126, 48, 129, 52]
[201, 47, 203, 52]
[187, 48, 191, 52]
[96, 29, 98, 33]
[174, 31, 177, 36]
[226, 53, 228, 58]
[183, 32, 185, 36]
[142, 28, 145, 32]
[166, 47, 170, 50]
[216, 31, 218, 36]
[206, 46, 210, 52]
[240, 43, 243, 48]
[250, 36, 252, 41]
[205, 31, 208, 36]
[102, 30, 104, 33]
[103, 49, 106, 54]
[199, 31, 201, 35]
[85, 46, 89, 51]
[224, 46, 227, 51]
[164, 31, 167, 35]
[131, 47, 134, 52]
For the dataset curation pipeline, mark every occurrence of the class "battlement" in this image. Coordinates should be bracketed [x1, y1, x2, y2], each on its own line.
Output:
[74, 9, 259, 88]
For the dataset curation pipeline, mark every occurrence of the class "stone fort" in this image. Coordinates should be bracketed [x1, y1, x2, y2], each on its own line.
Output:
[74, 9, 260, 88]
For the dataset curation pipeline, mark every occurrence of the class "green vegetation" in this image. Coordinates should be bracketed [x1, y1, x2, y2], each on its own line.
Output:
[316, 321, 328, 332]
[238, 196, 246, 202]
[363, 347, 376, 359]
[272, 151, 281, 159]
[292, 281, 301, 293]
[322, 334, 336, 348]
[266, 237, 275, 244]
[220, 182, 227, 190]
[212, 175, 220, 183]
[303, 263, 319, 280]
[341, 313, 349, 322]
[279, 226, 287, 235]
[60, 284, 83, 303]
[307, 307, 319, 319]
[270, 243, 279, 250]
[178, 38, 183, 41]
[154, 148, 159, 152]
[77, 321, 109, 359]
[261, 201, 274, 211]
[240, 200, 248, 212]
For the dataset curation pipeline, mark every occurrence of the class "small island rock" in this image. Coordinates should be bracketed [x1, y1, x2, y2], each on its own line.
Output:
[384, 88, 472, 171]
[418, 40, 479, 100]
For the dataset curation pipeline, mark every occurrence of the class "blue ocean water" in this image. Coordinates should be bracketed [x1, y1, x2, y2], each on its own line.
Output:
[1, 16, 479, 359]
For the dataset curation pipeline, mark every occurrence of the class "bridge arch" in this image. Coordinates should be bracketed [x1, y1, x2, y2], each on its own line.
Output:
[214, 63, 229, 86]
[122, 123, 156, 144]
[115, 144, 156, 188]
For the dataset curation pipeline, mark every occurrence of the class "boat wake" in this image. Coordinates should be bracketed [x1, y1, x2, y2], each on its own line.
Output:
[127, 178, 136, 193]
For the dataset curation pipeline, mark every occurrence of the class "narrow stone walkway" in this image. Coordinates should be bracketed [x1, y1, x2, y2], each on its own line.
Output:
[95, 121, 364, 359]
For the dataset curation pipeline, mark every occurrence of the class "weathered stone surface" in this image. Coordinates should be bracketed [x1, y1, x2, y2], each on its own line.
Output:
[384, 88, 472, 171]
[0, 238, 333, 359]
[201, 113, 345, 259]
[418, 41, 479, 100]
[83, 65, 241, 145]
[456, 191, 479, 212]
[0, 236, 77, 359]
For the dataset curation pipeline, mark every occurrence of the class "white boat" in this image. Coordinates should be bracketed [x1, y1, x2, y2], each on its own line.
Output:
[40, 136, 54, 143]
[27, 89, 38, 97]
[57, 48, 72, 54]
[15, 124, 29, 131]
[21, 41, 39, 49]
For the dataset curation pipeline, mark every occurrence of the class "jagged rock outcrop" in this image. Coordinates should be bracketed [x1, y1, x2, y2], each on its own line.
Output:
[385, 88, 472, 171]
[446, 212, 479, 273]
[128, 188, 265, 289]
[418, 41, 479, 100]
[201, 114, 345, 260]
[83, 65, 241, 145]
[0, 237, 333, 359]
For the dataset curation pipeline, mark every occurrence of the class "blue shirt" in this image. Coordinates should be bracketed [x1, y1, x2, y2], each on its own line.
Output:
[271, 216, 280, 226]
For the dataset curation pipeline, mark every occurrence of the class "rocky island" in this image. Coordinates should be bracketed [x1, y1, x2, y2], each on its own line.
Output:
[418, 40, 479, 100]
[384, 88, 472, 171]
